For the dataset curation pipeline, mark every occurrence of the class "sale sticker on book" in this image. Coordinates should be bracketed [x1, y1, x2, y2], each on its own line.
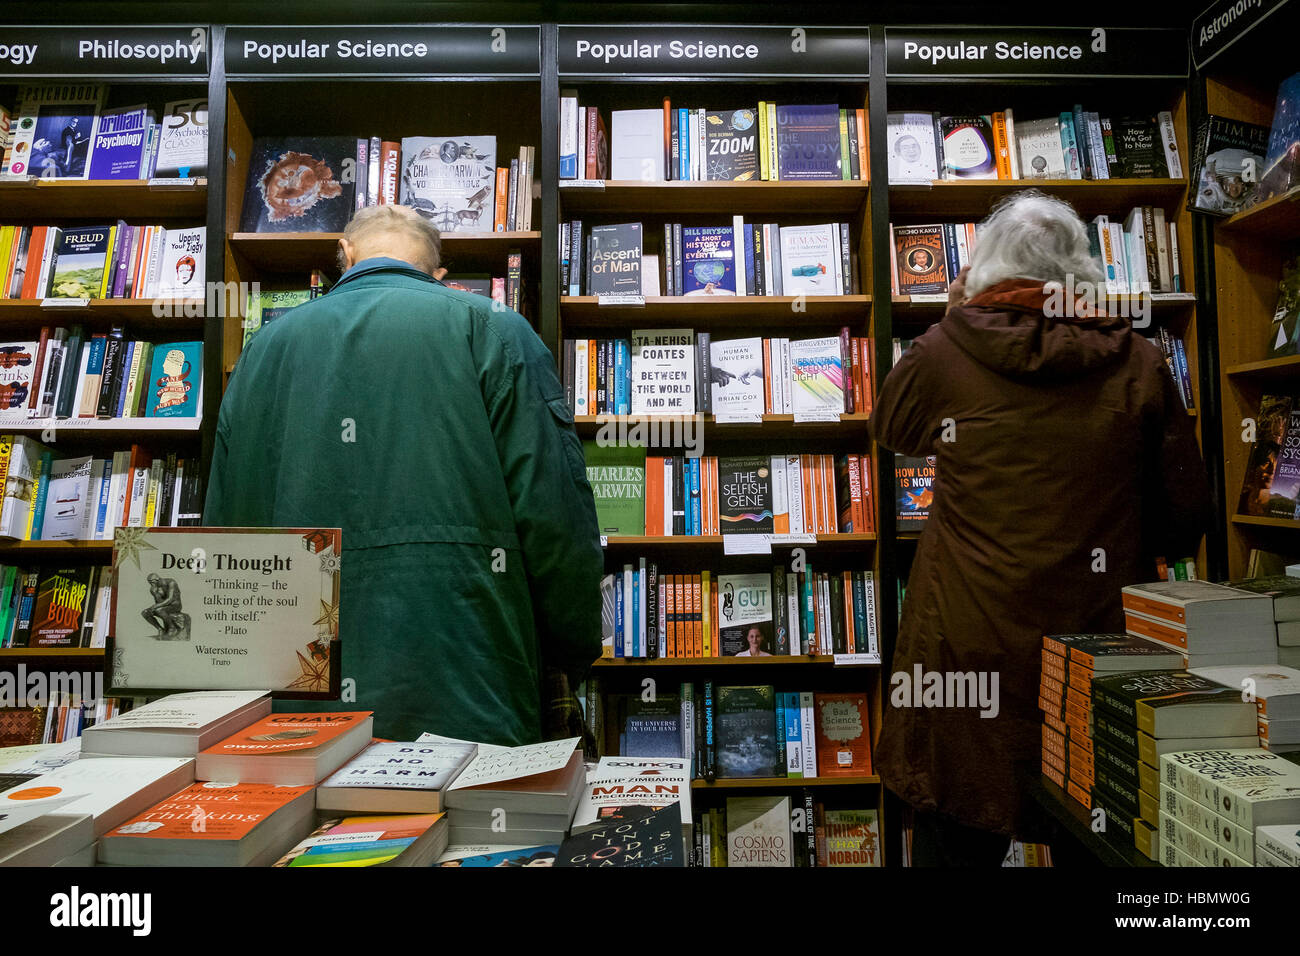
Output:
[109, 527, 341, 696]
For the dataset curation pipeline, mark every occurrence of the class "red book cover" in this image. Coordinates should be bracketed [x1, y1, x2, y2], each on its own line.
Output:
[839, 327, 855, 414]
[20, 226, 47, 299]
[29, 567, 94, 647]
[814, 692, 872, 777]
[202, 712, 374, 756]
[26, 326, 49, 412]
[380, 142, 400, 204]
[645, 455, 663, 536]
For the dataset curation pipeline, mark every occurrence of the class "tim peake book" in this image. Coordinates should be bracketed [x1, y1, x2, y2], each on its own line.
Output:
[399, 135, 497, 233]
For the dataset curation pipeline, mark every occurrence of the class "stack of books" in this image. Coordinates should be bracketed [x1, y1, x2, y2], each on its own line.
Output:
[1222, 575, 1300, 669]
[1191, 664, 1300, 751]
[1120, 580, 1278, 667]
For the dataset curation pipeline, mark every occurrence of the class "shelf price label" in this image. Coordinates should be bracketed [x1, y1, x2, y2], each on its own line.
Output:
[40, 298, 91, 308]
[0, 27, 209, 77]
[147, 177, 199, 189]
[596, 294, 645, 307]
[558, 179, 605, 190]
[834, 653, 881, 666]
[884, 27, 1187, 78]
[723, 535, 772, 556]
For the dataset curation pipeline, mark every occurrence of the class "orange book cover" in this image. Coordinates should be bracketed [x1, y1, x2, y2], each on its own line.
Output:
[662, 96, 672, 179]
[1123, 611, 1187, 649]
[861, 337, 875, 416]
[691, 574, 702, 657]
[855, 109, 868, 181]
[645, 456, 663, 536]
[380, 142, 401, 204]
[814, 692, 872, 777]
[1119, 591, 1186, 626]
[494, 168, 508, 232]
[991, 111, 1011, 179]
[821, 455, 837, 533]
[667, 575, 679, 657]
[19, 227, 46, 299]
[202, 712, 374, 756]
[108, 782, 313, 841]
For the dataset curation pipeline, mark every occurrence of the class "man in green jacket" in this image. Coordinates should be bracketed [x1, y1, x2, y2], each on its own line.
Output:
[205, 204, 603, 745]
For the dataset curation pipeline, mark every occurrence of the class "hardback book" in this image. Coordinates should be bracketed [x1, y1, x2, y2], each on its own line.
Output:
[24, 102, 98, 179]
[98, 782, 315, 867]
[0, 344, 38, 425]
[1259, 72, 1300, 203]
[1162, 748, 1300, 831]
[399, 135, 496, 232]
[789, 336, 845, 418]
[717, 572, 774, 656]
[1240, 395, 1292, 513]
[1090, 670, 1257, 738]
[618, 698, 683, 757]
[630, 328, 695, 416]
[681, 226, 736, 295]
[274, 813, 449, 867]
[40, 456, 94, 541]
[242, 289, 311, 348]
[28, 566, 95, 646]
[704, 108, 759, 181]
[0, 756, 195, 837]
[144, 341, 201, 418]
[316, 741, 477, 814]
[196, 712, 375, 786]
[86, 104, 152, 179]
[887, 112, 939, 183]
[822, 808, 881, 866]
[814, 691, 873, 776]
[155, 227, 205, 299]
[1189, 115, 1271, 215]
[716, 684, 780, 778]
[1268, 256, 1300, 357]
[1110, 117, 1169, 178]
[709, 337, 765, 419]
[1016, 116, 1069, 179]
[727, 795, 792, 867]
[556, 802, 684, 866]
[154, 98, 208, 177]
[938, 115, 997, 179]
[774, 104, 841, 180]
[1043, 633, 1185, 672]
[895, 453, 936, 530]
[587, 223, 643, 295]
[436, 843, 560, 866]
[893, 224, 947, 295]
[1189, 665, 1300, 720]
[584, 442, 646, 535]
[1222, 575, 1300, 620]
[610, 109, 665, 181]
[779, 224, 841, 296]
[573, 756, 692, 846]
[79, 690, 271, 757]
[0, 812, 93, 867]
[47, 225, 113, 298]
[239, 136, 356, 232]
[717, 456, 774, 536]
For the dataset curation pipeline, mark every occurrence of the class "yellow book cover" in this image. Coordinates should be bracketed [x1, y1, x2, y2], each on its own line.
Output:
[98, 225, 117, 299]
[757, 101, 769, 181]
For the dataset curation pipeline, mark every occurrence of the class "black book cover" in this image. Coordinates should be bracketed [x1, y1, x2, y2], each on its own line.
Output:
[717, 456, 773, 535]
[672, 456, 685, 536]
[239, 136, 358, 233]
[95, 328, 125, 419]
[1110, 118, 1169, 178]
[716, 684, 779, 778]
[587, 223, 642, 296]
[1190, 114, 1271, 216]
[556, 803, 684, 867]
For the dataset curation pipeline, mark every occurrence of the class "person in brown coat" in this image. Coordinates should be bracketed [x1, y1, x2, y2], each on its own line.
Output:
[872, 191, 1212, 866]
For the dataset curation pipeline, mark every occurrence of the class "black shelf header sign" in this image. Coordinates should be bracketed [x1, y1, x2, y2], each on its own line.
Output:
[1192, 0, 1291, 70]
[0, 26, 208, 78]
[224, 26, 540, 76]
[557, 26, 869, 78]
[885, 27, 1187, 78]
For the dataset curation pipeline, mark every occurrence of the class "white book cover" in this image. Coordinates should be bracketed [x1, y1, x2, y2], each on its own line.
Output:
[1257, 823, 1300, 866]
[416, 734, 579, 791]
[1189, 666, 1300, 707]
[789, 336, 845, 419]
[41, 455, 93, 541]
[84, 690, 270, 731]
[574, 339, 589, 415]
[887, 112, 939, 183]
[727, 795, 793, 867]
[800, 693, 817, 775]
[106, 449, 130, 534]
[559, 95, 578, 178]
[399, 136, 497, 233]
[320, 741, 477, 790]
[154, 99, 208, 176]
[779, 224, 841, 296]
[155, 226, 205, 298]
[0, 342, 40, 426]
[1108, 220, 1130, 293]
[630, 328, 695, 416]
[1123, 207, 1149, 292]
[575, 756, 692, 830]
[1016, 117, 1068, 179]
[770, 456, 788, 532]
[610, 109, 665, 181]
[732, 215, 747, 296]
[718, 572, 774, 657]
[708, 337, 765, 420]
[786, 455, 805, 534]
[1163, 748, 1300, 830]
[0, 739, 82, 776]
[1153, 208, 1172, 292]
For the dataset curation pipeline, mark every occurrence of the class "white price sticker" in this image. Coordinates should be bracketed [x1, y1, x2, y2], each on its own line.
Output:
[713, 411, 764, 425]
[558, 179, 605, 189]
[723, 535, 772, 556]
[793, 410, 843, 424]
[596, 294, 645, 307]
[147, 177, 198, 189]
[908, 293, 949, 303]
[833, 653, 881, 667]
[40, 298, 90, 308]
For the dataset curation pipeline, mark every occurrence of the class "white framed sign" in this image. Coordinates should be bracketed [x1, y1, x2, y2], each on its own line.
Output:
[108, 527, 341, 698]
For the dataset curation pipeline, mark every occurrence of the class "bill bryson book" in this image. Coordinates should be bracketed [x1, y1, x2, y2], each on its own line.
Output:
[681, 226, 736, 295]
[239, 136, 356, 232]
[718, 456, 774, 535]
[399, 135, 497, 233]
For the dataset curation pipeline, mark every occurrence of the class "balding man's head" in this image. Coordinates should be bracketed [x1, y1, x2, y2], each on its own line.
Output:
[338, 205, 442, 276]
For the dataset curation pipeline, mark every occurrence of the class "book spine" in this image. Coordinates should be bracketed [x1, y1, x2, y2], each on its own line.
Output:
[702, 680, 716, 781]
[1158, 111, 1183, 179]
[1059, 113, 1081, 179]
[355, 139, 368, 209]
[773, 565, 789, 654]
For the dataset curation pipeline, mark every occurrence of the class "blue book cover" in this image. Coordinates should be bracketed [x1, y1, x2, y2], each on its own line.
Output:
[782, 692, 803, 777]
[87, 105, 151, 180]
[681, 226, 736, 295]
[632, 568, 640, 658]
[144, 341, 201, 417]
[615, 339, 630, 414]
[439, 846, 559, 867]
[1265, 72, 1300, 172]
[624, 693, 683, 757]
[614, 573, 624, 658]
[29, 452, 53, 541]
[743, 223, 755, 293]
[1059, 112, 1081, 177]
[775, 104, 841, 181]
[678, 109, 689, 180]
[689, 457, 702, 536]
[94, 459, 111, 537]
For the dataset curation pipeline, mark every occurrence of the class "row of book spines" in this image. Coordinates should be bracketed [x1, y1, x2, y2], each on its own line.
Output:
[0, 443, 203, 544]
[0, 223, 193, 302]
[0, 563, 112, 649]
[1090, 209, 1184, 294]
[696, 805, 882, 868]
[1153, 331, 1195, 412]
[1153, 555, 1199, 582]
[26, 692, 144, 743]
[604, 565, 878, 659]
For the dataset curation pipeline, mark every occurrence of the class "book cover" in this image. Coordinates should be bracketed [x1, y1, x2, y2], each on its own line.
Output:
[789, 336, 845, 418]
[893, 224, 947, 295]
[779, 224, 840, 295]
[274, 813, 444, 867]
[1191, 115, 1271, 215]
[718, 456, 773, 535]
[726, 795, 791, 866]
[144, 342, 201, 418]
[774, 104, 841, 180]
[1270, 407, 1300, 519]
[202, 712, 373, 756]
[703, 109, 758, 181]
[620, 696, 682, 757]
[681, 225, 736, 295]
[399, 136, 497, 232]
[239, 136, 356, 232]
[1016, 116, 1069, 179]
[630, 328, 694, 416]
[0, 343, 38, 425]
[320, 741, 477, 791]
[1091, 671, 1256, 738]
[154, 99, 208, 177]
[609, 109, 665, 181]
[1111, 117, 1169, 178]
[814, 692, 872, 776]
[556, 802, 683, 866]
[896, 453, 936, 530]
[823, 808, 881, 866]
[155, 228, 205, 299]
[436, 844, 559, 866]
[243, 290, 311, 348]
[1261, 72, 1300, 202]
[708, 337, 764, 418]
[1267, 255, 1300, 356]
[86, 104, 150, 180]
[939, 115, 997, 179]
[28, 567, 94, 647]
[887, 112, 939, 182]
[40, 456, 93, 540]
[716, 684, 779, 778]
[1240, 395, 1292, 516]
[48, 225, 113, 298]
[25, 102, 97, 179]
[583, 442, 646, 535]
[106, 782, 313, 843]
[587, 223, 642, 296]
[717, 572, 774, 656]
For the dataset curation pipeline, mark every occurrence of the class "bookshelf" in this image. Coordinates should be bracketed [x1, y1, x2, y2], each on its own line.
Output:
[1194, 1, 1300, 578]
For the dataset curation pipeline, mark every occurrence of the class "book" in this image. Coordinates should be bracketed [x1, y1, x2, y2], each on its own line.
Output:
[1016, 116, 1069, 179]
[1110, 117, 1169, 178]
[629, 328, 694, 416]
[86, 104, 151, 180]
[814, 691, 873, 776]
[1222, 575, 1300, 620]
[892, 224, 947, 295]
[196, 712, 375, 786]
[727, 795, 792, 866]
[1268, 255, 1300, 357]
[0, 344, 38, 425]
[610, 109, 665, 181]
[239, 137, 356, 232]
[144, 341, 201, 418]
[79, 690, 271, 757]
[895, 453, 936, 530]
[436, 843, 559, 866]
[1240, 395, 1292, 514]
[1090, 670, 1257, 738]
[573, 756, 692, 846]
[399, 135, 496, 232]
[887, 112, 939, 182]
[587, 223, 643, 296]
[28, 566, 95, 646]
[779, 224, 841, 296]
[0, 812, 93, 867]
[274, 813, 449, 867]
[717, 456, 773, 536]
[704, 109, 758, 181]
[1189, 665, 1300, 720]
[774, 104, 841, 180]
[556, 802, 684, 866]
[40, 456, 93, 540]
[26, 102, 97, 179]
[708, 337, 765, 419]
[155, 227, 205, 299]
[1259, 72, 1300, 203]
[584, 442, 645, 535]
[316, 740, 478, 813]
[47, 225, 113, 298]
[789, 336, 845, 418]
[98, 782, 316, 867]
[242, 289, 311, 348]
[1162, 748, 1300, 831]
[1189, 115, 1271, 215]
[822, 808, 881, 866]
[154, 99, 208, 177]
[939, 115, 997, 179]
[717, 572, 774, 656]
[1043, 633, 1185, 672]
[681, 226, 736, 295]
[716, 685, 780, 778]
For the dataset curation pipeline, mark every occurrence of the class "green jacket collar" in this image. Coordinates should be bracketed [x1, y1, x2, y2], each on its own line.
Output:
[332, 257, 443, 292]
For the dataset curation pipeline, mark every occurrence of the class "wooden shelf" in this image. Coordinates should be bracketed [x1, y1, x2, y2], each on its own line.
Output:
[228, 230, 541, 274]
[0, 417, 200, 435]
[0, 299, 206, 331]
[602, 533, 876, 547]
[0, 540, 113, 552]
[1232, 514, 1300, 531]
[892, 292, 1196, 319]
[560, 295, 871, 327]
[0, 648, 103, 658]
[1225, 354, 1300, 380]
[557, 180, 869, 215]
[888, 178, 1188, 219]
[691, 774, 878, 790]
[0, 178, 208, 219]
[595, 655, 842, 667]
[1220, 186, 1300, 241]
[573, 413, 870, 440]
